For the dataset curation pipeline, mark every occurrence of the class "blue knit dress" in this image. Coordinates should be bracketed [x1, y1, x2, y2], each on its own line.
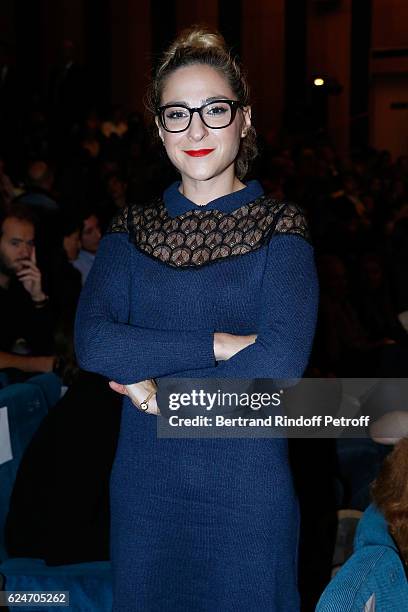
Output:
[75, 181, 318, 612]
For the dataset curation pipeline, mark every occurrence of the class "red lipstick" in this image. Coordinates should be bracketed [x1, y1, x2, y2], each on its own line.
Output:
[183, 149, 215, 157]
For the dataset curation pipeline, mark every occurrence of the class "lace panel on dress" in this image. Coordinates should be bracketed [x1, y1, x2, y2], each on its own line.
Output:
[107, 195, 311, 269]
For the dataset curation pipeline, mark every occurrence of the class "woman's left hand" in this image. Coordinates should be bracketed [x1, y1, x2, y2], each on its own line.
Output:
[109, 379, 160, 415]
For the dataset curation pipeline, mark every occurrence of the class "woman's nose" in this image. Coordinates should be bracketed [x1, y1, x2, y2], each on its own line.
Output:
[187, 112, 208, 141]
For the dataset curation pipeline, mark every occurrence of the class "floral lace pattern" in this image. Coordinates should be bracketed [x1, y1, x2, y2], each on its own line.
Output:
[107, 195, 311, 268]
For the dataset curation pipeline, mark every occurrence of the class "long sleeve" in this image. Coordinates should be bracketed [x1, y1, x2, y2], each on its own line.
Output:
[167, 234, 319, 379]
[74, 234, 215, 384]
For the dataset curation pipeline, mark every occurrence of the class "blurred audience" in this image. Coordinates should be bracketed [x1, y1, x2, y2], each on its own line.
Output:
[48, 214, 82, 375]
[0, 157, 17, 207]
[72, 211, 101, 285]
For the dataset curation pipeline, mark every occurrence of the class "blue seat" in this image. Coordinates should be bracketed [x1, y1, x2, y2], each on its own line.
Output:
[0, 372, 9, 389]
[0, 376, 57, 560]
[0, 558, 112, 611]
[0, 374, 113, 611]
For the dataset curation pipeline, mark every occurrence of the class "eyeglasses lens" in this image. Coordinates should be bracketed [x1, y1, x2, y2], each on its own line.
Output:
[162, 101, 233, 132]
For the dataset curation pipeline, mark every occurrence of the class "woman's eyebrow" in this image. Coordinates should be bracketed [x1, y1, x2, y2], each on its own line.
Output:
[162, 95, 231, 107]
[162, 100, 187, 106]
[202, 95, 230, 103]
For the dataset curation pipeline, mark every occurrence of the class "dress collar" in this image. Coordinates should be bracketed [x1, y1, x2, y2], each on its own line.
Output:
[163, 180, 264, 218]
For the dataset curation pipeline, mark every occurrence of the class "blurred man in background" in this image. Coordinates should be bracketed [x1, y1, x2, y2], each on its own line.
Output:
[73, 211, 101, 285]
[0, 204, 55, 378]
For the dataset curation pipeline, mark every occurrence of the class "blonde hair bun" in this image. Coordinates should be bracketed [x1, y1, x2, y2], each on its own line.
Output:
[167, 26, 227, 56]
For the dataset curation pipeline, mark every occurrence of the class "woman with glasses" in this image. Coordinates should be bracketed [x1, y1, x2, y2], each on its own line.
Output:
[75, 26, 318, 611]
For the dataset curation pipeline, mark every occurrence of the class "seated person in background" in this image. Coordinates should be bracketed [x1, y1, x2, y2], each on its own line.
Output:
[0, 204, 56, 379]
[372, 437, 408, 564]
[316, 254, 408, 376]
[72, 210, 101, 285]
[16, 160, 58, 212]
[49, 215, 82, 380]
[355, 253, 407, 344]
[15, 160, 61, 272]
[98, 172, 128, 230]
[317, 438, 408, 611]
[101, 106, 128, 139]
[0, 157, 17, 208]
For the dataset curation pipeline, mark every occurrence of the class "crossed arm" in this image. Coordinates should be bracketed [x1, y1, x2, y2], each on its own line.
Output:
[75, 232, 318, 411]
[108, 332, 258, 414]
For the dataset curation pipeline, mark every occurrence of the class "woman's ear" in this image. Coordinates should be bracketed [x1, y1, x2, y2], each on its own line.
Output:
[241, 106, 252, 138]
[155, 116, 165, 144]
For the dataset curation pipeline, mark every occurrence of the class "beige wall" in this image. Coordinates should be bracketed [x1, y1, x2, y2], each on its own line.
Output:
[175, 0, 218, 31]
[371, 0, 408, 76]
[306, 0, 352, 155]
[372, 0, 408, 49]
[0, 0, 16, 48]
[111, 0, 152, 113]
[370, 76, 408, 158]
[241, 0, 285, 141]
[370, 0, 408, 158]
[40, 0, 85, 83]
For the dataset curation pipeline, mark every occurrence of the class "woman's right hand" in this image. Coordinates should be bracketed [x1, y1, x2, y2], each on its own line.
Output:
[109, 379, 159, 415]
[213, 332, 257, 361]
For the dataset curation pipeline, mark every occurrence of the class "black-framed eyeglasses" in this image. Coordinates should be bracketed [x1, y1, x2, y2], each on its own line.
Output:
[157, 99, 242, 133]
